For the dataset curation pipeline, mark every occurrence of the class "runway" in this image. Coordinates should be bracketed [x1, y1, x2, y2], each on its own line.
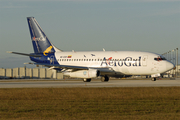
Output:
[0, 79, 180, 88]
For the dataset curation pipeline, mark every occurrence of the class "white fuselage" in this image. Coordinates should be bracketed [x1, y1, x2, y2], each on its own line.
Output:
[54, 51, 174, 76]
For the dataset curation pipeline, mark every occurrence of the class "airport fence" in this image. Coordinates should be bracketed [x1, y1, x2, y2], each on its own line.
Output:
[0, 67, 63, 79]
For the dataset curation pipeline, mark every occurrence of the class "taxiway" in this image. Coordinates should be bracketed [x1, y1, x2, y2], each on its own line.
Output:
[0, 79, 180, 88]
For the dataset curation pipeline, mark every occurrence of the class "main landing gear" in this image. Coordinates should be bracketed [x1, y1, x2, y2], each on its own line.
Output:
[101, 76, 109, 82]
[151, 78, 156, 81]
[83, 76, 109, 82]
[83, 78, 91, 82]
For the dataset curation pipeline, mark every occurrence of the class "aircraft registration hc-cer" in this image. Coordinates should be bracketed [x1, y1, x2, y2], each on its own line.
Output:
[8, 17, 175, 82]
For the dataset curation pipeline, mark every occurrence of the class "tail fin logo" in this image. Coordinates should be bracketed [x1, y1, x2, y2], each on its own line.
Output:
[43, 46, 53, 56]
[32, 36, 46, 41]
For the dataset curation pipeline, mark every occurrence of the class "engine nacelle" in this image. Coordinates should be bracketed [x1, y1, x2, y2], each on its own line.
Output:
[63, 69, 100, 79]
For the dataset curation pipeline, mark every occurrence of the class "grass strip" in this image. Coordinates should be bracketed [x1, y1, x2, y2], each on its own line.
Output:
[0, 87, 180, 119]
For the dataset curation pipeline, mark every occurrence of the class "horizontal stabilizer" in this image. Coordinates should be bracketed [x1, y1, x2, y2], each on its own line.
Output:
[24, 62, 35, 64]
[7, 51, 41, 57]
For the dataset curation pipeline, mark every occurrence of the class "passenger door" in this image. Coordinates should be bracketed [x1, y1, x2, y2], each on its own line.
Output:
[142, 55, 148, 67]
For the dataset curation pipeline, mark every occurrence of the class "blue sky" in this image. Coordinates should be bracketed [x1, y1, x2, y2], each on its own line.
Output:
[0, 0, 180, 68]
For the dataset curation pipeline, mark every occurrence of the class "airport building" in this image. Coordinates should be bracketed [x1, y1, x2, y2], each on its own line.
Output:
[0, 67, 63, 79]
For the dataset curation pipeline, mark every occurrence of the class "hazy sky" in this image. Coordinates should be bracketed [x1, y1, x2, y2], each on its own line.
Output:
[0, 0, 180, 68]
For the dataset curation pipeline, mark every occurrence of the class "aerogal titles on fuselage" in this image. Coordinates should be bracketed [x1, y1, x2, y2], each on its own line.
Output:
[101, 57, 141, 67]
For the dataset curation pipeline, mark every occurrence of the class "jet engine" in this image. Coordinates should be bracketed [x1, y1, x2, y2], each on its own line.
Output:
[63, 69, 100, 78]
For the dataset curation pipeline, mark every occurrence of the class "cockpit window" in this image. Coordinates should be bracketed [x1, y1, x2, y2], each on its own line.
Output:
[154, 56, 166, 61]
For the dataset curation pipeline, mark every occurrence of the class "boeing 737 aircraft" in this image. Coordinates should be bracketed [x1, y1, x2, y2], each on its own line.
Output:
[8, 17, 174, 82]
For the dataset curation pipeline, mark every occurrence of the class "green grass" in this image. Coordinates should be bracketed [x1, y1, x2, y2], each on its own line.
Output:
[0, 87, 180, 119]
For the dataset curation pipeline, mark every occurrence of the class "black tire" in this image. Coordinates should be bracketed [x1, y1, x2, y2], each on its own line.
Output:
[83, 78, 91, 82]
[101, 76, 109, 82]
[151, 78, 156, 81]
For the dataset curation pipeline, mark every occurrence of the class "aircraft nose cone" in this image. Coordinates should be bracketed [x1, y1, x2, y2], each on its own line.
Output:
[166, 61, 175, 71]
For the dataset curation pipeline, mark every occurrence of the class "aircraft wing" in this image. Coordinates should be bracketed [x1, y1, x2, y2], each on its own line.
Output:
[28, 62, 119, 75]
[28, 62, 89, 70]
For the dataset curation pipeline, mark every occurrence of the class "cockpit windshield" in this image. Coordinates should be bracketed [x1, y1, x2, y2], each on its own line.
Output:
[154, 56, 166, 61]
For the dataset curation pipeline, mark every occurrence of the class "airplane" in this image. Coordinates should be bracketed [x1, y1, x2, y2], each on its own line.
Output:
[8, 17, 175, 82]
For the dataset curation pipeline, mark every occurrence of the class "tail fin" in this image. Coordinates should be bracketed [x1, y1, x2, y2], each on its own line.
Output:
[27, 17, 61, 55]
